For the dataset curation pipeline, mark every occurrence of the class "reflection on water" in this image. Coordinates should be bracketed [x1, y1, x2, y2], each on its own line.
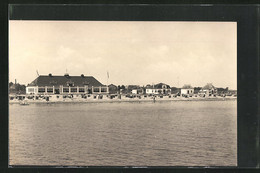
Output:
[9, 100, 237, 166]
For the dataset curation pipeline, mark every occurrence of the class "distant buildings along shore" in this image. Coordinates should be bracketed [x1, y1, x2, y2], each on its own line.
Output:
[180, 83, 218, 97]
[9, 73, 237, 97]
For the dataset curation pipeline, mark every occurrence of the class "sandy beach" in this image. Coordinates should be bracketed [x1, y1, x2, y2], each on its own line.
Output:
[9, 94, 237, 104]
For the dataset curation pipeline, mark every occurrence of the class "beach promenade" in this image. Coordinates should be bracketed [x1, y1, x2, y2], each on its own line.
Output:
[9, 94, 237, 104]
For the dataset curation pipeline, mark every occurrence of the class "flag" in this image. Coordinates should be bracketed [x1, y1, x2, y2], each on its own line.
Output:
[107, 71, 109, 79]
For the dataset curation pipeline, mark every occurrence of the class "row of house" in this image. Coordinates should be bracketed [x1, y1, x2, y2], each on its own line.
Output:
[108, 83, 171, 95]
[110, 83, 217, 97]
[180, 83, 218, 97]
[25, 73, 221, 97]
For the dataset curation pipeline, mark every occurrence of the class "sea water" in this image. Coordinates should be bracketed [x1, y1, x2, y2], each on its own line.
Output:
[9, 100, 237, 166]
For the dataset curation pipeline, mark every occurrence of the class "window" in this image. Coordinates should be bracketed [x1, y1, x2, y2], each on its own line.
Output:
[93, 87, 100, 92]
[66, 81, 74, 87]
[101, 87, 107, 92]
[47, 88, 53, 93]
[63, 87, 69, 92]
[28, 88, 34, 93]
[71, 88, 77, 92]
[83, 81, 89, 85]
[79, 88, 85, 92]
[38, 88, 45, 93]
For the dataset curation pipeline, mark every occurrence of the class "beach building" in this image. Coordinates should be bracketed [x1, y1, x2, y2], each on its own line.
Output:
[131, 88, 143, 95]
[131, 89, 138, 94]
[108, 84, 118, 94]
[198, 83, 217, 97]
[145, 83, 171, 95]
[126, 85, 143, 95]
[26, 73, 108, 95]
[181, 84, 194, 97]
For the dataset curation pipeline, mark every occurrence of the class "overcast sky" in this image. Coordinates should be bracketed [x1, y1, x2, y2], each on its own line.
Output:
[9, 21, 237, 89]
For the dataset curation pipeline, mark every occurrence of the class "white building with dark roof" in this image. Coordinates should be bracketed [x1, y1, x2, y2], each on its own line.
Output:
[198, 83, 217, 97]
[145, 83, 171, 95]
[181, 84, 194, 96]
[26, 73, 108, 95]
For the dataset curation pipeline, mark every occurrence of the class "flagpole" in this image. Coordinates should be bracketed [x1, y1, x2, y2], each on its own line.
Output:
[107, 71, 109, 86]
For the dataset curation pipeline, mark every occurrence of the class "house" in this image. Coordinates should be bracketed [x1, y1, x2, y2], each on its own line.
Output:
[181, 84, 194, 96]
[198, 83, 217, 97]
[125, 85, 143, 95]
[145, 83, 171, 95]
[26, 73, 108, 95]
[108, 84, 118, 94]
[117, 85, 126, 94]
[131, 88, 143, 95]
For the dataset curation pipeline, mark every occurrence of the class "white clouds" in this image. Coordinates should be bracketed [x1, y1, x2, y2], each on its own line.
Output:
[56, 45, 75, 60]
[9, 21, 237, 89]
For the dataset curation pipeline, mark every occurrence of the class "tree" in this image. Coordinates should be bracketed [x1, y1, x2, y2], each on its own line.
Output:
[194, 87, 201, 94]
[225, 87, 229, 92]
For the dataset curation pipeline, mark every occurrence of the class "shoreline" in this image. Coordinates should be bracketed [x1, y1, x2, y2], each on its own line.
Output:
[9, 97, 237, 104]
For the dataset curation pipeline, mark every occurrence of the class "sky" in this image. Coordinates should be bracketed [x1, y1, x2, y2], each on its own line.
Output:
[9, 21, 237, 89]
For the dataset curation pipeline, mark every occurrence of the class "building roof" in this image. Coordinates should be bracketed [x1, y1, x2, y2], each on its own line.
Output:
[202, 83, 216, 90]
[108, 84, 118, 88]
[146, 83, 171, 89]
[182, 84, 193, 89]
[127, 85, 141, 90]
[28, 75, 105, 87]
